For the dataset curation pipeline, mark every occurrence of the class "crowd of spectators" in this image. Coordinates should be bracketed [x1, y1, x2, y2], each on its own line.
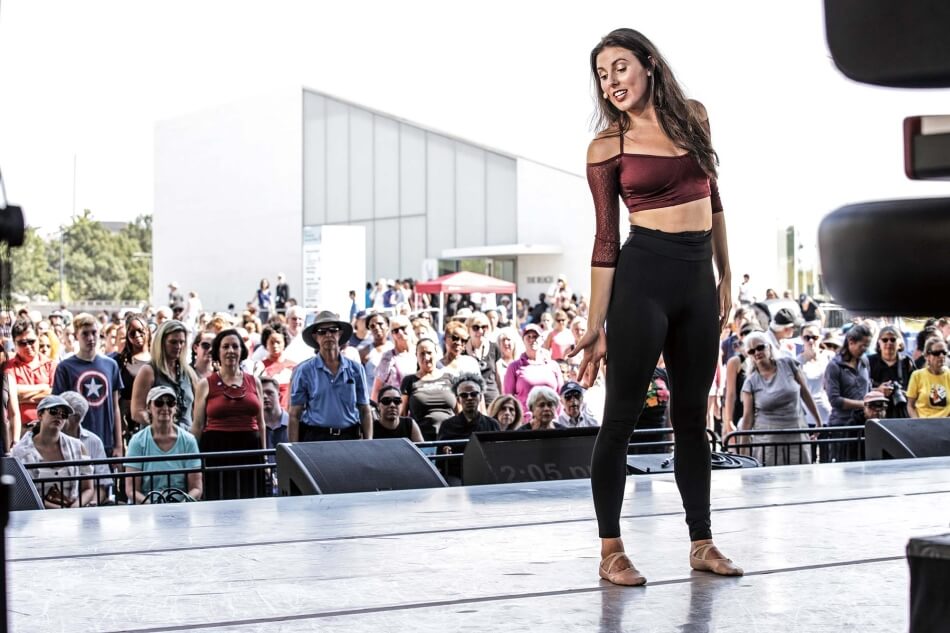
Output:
[725, 293, 950, 464]
[4, 272, 950, 508]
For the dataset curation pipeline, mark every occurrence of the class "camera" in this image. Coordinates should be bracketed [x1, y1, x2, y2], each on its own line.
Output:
[889, 381, 908, 407]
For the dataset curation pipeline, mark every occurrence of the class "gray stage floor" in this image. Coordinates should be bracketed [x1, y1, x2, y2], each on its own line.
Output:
[7, 457, 950, 632]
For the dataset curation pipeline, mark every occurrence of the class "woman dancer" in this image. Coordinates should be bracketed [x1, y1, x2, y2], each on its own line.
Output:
[571, 28, 741, 586]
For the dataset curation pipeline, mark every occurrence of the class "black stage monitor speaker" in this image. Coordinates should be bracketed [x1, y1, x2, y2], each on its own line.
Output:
[462, 427, 598, 485]
[818, 198, 950, 316]
[865, 418, 950, 460]
[1, 457, 43, 511]
[276, 439, 447, 496]
[825, 0, 950, 88]
[907, 533, 950, 633]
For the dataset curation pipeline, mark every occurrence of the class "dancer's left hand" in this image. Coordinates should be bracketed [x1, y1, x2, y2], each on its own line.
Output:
[717, 277, 732, 331]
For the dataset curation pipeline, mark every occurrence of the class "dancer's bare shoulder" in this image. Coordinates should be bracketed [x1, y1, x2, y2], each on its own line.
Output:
[587, 128, 622, 164]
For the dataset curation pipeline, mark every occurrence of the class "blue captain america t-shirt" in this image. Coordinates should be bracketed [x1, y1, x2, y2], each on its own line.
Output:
[53, 354, 123, 453]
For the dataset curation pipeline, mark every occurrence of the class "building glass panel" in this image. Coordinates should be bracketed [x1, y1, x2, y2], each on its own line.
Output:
[426, 133, 455, 256]
[302, 92, 327, 226]
[374, 116, 399, 219]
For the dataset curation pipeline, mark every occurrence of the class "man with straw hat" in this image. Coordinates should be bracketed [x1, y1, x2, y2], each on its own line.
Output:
[289, 311, 372, 442]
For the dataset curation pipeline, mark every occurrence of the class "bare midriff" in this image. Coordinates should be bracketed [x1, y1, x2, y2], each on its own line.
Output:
[628, 198, 712, 233]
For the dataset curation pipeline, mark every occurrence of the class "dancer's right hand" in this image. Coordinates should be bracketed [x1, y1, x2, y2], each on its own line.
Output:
[568, 327, 606, 388]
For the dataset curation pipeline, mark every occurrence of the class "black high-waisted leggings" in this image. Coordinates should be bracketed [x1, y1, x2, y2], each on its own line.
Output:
[591, 225, 719, 541]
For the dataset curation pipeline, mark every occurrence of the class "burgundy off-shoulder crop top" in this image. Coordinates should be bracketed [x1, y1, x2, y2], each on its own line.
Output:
[587, 134, 723, 267]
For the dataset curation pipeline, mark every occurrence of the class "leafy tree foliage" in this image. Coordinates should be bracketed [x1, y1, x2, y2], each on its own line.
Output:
[119, 215, 152, 301]
[10, 227, 57, 300]
[10, 211, 151, 302]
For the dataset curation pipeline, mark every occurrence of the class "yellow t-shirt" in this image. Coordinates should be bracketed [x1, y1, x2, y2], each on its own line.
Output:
[907, 368, 950, 418]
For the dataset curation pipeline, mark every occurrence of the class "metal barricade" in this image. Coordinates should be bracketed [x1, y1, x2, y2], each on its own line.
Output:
[25, 449, 276, 508]
[722, 426, 866, 466]
[18, 428, 726, 509]
[628, 427, 720, 454]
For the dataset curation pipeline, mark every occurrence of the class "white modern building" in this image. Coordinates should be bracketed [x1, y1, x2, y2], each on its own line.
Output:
[154, 87, 596, 313]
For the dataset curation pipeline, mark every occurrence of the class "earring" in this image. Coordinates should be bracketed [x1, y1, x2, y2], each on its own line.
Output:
[647, 71, 652, 76]
[603, 92, 608, 99]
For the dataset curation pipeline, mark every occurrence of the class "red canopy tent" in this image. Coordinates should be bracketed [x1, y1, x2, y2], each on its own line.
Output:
[415, 271, 516, 330]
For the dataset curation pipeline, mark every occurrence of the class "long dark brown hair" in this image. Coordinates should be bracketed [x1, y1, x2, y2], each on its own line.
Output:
[119, 313, 150, 367]
[590, 28, 718, 177]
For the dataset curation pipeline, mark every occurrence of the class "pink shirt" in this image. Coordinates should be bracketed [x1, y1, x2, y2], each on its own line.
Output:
[503, 353, 564, 421]
[548, 330, 576, 361]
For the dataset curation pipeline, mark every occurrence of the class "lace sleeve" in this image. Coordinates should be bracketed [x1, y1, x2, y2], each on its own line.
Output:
[710, 177, 723, 214]
[587, 159, 621, 267]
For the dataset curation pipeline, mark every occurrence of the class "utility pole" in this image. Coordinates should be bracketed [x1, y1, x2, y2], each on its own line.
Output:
[72, 154, 77, 220]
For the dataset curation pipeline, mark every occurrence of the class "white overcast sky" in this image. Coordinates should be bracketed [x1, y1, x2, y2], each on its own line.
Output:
[1, 0, 948, 284]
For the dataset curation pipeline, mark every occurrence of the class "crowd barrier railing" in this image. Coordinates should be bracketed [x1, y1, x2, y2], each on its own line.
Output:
[19, 427, 722, 509]
[25, 449, 277, 508]
[721, 425, 866, 466]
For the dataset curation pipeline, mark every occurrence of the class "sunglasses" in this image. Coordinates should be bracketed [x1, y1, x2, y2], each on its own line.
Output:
[470, 324, 486, 331]
[315, 326, 341, 337]
[457, 391, 481, 400]
[152, 397, 177, 408]
[929, 349, 948, 356]
[199, 341, 212, 350]
[45, 407, 70, 418]
[556, 319, 567, 323]
[16, 338, 37, 347]
[563, 392, 582, 401]
[821, 344, 840, 351]
[391, 326, 408, 335]
[748, 344, 768, 354]
[378, 396, 401, 406]
[879, 338, 897, 344]
[802, 335, 819, 342]
[450, 334, 469, 343]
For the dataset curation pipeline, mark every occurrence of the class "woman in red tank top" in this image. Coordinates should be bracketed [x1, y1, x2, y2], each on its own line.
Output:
[192, 329, 266, 500]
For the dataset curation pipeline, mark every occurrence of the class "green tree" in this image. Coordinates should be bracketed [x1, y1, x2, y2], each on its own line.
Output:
[118, 215, 152, 301]
[56, 210, 129, 301]
[7, 211, 152, 303]
[11, 227, 56, 300]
